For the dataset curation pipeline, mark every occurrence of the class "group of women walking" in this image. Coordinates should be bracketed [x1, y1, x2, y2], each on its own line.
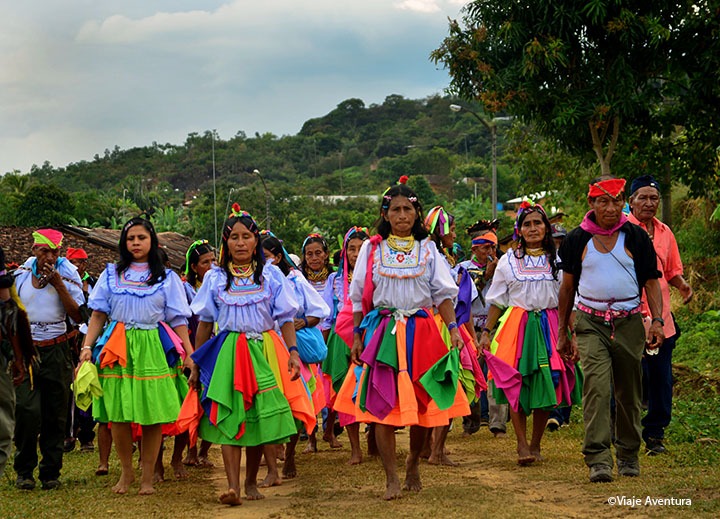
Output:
[77, 177, 580, 504]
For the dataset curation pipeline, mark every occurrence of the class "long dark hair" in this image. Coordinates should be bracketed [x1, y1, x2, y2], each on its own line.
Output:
[300, 234, 331, 277]
[220, 213, 264, 290]
[261, 235, 296, 276]
[514, 207, 558, 279]
[117, 218, 166, 285]
[376, 183, 428, 240]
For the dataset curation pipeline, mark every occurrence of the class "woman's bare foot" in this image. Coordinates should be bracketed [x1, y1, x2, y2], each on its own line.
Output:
[383, 478, 402, 500]
[244, 483, 266, 500]
[219, 488, 242, 506]
[171, 460, 188, 480]
[182, 446, 199, 466]
[517, 446, 536, 466]
[197, 456, 214, 468]
[322, 429, 343, 449]
[152, 467, 164, 484]
[112, 472, 135, 494]
[529, 449, 544, 462]
[258, 473, 282, 488]
[276, 444, 285, 461]
[282, 456, 297, 479]
[347, 452, 363, 465]
[402, 462, 422, 492]
[302, 437, 317, 454]
[138, 482, 156, 495]
[427, 453, 458, 466]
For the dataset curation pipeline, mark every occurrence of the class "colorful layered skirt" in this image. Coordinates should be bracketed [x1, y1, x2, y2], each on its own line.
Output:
[334, 308, 470, 428]
[489, 307, 583, 415]
[434, 314, 487, 405]
[92, 321, 187, 425]
[191, 329, 315, 447]
[321, 304, 357, 425]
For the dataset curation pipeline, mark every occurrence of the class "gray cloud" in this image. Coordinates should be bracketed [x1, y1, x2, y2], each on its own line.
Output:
[0, 1, 464, 173]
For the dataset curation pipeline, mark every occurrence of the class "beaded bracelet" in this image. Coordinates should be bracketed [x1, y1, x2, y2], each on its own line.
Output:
[447, 321, 458, 331]
[288, 346, 299, 353]
[353, 326, 363, 335]
[481, 327, 492, 335]
[81, 346, 93, 351]
[301, 316, 308, 326]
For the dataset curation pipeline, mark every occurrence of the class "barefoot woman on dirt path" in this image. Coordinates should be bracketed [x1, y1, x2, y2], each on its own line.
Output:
[335, 176, 470, 500]
[259, 232, 329, 487]
[321, 226, 371, 465]
[188, 205, 315, 506]
[479, 201, 581, 466]
[80, 217, 194, 495]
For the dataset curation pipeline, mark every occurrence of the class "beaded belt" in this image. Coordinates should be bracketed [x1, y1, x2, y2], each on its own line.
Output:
[577, 302, 641, 340]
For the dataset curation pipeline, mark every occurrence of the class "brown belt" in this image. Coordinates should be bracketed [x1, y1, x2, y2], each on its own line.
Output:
[33, 330, 78, 347]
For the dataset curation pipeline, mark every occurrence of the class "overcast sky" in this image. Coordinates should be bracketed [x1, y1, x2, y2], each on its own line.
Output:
[0, 0, 466, 173]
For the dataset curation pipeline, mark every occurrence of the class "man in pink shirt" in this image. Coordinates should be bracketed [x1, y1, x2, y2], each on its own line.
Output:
[628, 175, 693, 456]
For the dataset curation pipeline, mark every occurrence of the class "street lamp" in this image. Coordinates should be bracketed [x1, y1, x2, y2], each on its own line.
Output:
[450, 104, 498, 218]
[253, 169, 271, 231]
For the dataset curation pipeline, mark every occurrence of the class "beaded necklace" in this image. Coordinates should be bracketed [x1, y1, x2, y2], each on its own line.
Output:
[525, 248, 546, 257]
[307, 266, 329, 283]
[229, 261, 255, 279]
[387, 234, 415, 254]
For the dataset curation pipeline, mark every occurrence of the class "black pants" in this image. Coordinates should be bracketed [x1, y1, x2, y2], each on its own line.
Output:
[14, 341, 72, 481]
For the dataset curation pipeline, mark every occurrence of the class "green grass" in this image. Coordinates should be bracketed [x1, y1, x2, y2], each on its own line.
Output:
[1, 368, 717, 519]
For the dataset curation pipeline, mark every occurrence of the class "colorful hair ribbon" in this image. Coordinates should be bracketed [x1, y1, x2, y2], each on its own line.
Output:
[424, 206, 452, 237]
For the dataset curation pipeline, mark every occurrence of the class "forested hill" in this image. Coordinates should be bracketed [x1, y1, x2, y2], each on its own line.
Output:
[1, 94, 527, 248]
[20, 94, 498, 196]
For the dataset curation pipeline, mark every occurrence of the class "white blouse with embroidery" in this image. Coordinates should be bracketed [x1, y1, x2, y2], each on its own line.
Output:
[349, 238, 458, 312]
[485, 251, 560, 311]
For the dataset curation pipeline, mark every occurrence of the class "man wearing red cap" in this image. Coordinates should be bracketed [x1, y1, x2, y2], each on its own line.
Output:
[557, 178, 664, 483]
[12, 229, 84, 490]
[63, 247, 98, 454]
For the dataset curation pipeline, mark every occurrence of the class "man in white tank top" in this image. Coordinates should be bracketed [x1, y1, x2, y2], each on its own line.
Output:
[12, 229, 84, 491]
[556, 178, 663, 484]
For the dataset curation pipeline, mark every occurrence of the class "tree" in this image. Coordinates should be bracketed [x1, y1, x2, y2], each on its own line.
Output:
[16, 184, 74, 227]
[431, 1, 688, 176]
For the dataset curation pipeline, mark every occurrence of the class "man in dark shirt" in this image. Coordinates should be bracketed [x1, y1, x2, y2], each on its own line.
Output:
[557, 178, 663, 483]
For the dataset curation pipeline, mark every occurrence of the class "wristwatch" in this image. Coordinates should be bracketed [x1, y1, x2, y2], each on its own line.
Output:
[651, 317, 665, 326]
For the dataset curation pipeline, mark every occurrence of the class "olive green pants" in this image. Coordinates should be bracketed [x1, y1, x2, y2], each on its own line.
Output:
[575, 311, 645, 467]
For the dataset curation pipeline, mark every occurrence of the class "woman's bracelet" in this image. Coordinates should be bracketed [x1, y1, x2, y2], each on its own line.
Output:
[301, 316, 308, 326]
[81, 345, 93, 351]
[288, 346, 299, 353]
[481, 327, 492, 335]
[353, 326, 363, 335]
[447, 321, 458, 331]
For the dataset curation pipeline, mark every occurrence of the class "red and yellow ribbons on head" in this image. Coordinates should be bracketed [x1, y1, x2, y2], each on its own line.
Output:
[32, 229, 63, 249]
[588, 178, 626, 199]
[513, 199, 547, 241]
[424, 206, 452, 237]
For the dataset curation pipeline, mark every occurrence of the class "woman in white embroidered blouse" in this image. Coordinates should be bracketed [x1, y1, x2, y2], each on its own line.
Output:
[334, 177, 469, 500]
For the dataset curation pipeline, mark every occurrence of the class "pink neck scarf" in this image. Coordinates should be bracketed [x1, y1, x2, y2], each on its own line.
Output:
[579, 211, 627, 236]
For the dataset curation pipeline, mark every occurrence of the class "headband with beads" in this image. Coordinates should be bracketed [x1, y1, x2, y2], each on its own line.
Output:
[219, 203, 260, 265]
[184, 239, 212, 276]
[260, 230, 298, 269]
